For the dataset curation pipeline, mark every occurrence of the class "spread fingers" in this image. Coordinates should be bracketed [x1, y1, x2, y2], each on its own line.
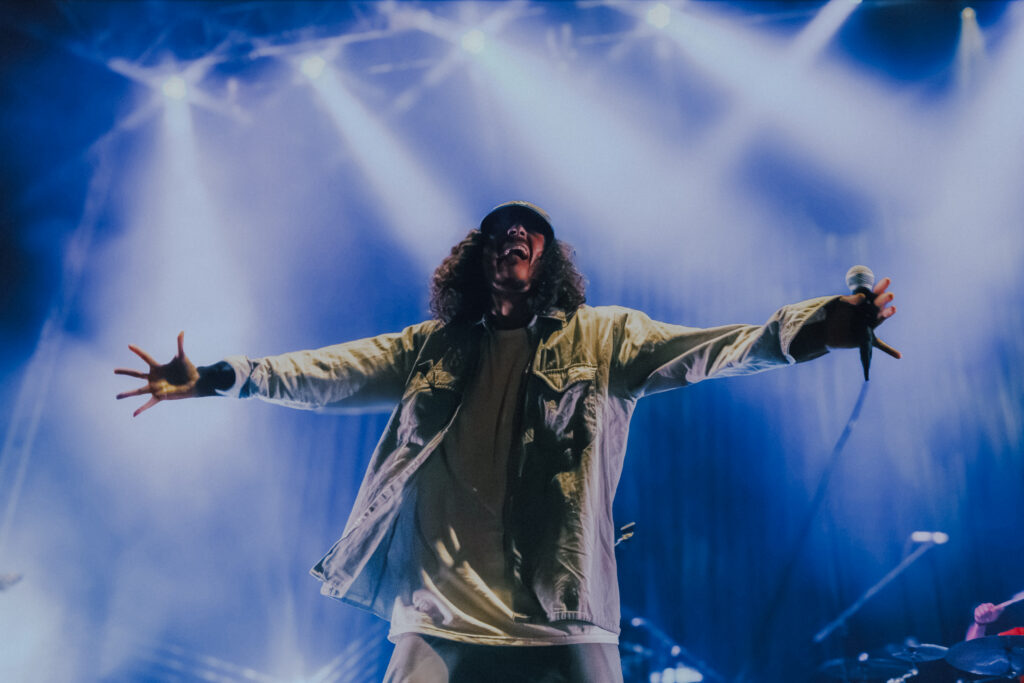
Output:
[129, 344, 159, 368]
[873, 336, 902, 359]
[133, 397, 159, 417]
[117, 386, 152, 400]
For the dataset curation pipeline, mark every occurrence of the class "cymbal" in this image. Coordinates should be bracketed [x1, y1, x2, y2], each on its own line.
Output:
[946, 635, 1024, 677]
[819, 656, 909, 680]
[884, 642, 948, 662]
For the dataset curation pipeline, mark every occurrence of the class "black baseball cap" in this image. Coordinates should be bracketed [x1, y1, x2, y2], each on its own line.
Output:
[480, 201, 554, 241]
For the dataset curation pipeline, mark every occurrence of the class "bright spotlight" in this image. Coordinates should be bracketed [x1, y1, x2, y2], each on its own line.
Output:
[961, 7, 976, 21]
[461, 29, 486, 54]
[647, 3, 672, 29]
[161, 76, 187, 100]
[301, 55, 326, 80]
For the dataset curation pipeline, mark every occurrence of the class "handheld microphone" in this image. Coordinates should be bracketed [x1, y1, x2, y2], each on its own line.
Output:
[845, 265, 875, 298]
[845, 265, 876, 381]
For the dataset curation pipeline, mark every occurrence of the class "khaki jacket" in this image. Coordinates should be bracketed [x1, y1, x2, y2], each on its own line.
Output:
[223, 298, 833, 632]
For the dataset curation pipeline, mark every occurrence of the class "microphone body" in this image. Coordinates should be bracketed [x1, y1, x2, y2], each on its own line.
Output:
[845, 266, 876, 381]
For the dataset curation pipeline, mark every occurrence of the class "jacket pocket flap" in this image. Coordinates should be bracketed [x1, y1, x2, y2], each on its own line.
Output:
[533, 363, 597, 392]
[404, 357, 459, 396]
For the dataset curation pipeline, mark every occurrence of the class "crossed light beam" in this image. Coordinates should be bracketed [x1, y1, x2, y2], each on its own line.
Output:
[299, 55, 471, 273]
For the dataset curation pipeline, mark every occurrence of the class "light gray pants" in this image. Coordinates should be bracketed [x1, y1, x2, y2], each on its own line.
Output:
[384, 634, 624, 683]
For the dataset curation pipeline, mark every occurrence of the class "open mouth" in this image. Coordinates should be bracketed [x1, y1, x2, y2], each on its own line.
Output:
[500, 242, 530, 261]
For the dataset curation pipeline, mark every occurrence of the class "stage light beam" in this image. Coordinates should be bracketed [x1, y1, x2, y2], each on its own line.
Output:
[303, 63, 469, 271]
[300, 55, 327, 80]
[647, 4, 672, 30]
[956, 5, 985, 91]
[461, 29, 486, 54]
[786, 0, 860, 69]
[161, 76, 187, 101]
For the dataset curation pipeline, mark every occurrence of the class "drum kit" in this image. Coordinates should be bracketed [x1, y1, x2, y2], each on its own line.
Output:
[817, 590, 1024, 682]
[817, 636, 1024, 682]
[618, 588, 1024, 682]
[619, 630, 1024, 683]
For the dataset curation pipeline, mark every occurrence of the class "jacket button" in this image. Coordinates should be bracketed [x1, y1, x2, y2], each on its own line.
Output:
[560, 448, 574, 468]
[562, 586, 580, 611]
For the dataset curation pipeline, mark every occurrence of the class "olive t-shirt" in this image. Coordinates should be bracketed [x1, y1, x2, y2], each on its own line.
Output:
[387, 326, 616, 645]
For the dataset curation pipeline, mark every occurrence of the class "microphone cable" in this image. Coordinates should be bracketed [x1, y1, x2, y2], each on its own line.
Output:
[735, 380, 870, 682]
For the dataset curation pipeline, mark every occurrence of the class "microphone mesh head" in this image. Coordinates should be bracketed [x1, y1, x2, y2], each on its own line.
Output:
[845, 265, 875, 292]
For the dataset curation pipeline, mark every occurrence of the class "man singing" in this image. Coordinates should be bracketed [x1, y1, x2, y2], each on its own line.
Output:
[116, 201, 898, 682]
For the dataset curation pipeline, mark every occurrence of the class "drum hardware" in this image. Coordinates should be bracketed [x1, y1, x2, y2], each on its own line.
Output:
[945, 635, 1024, 679]
[884, 641, 948, 663]
[818, 653, 910, 681]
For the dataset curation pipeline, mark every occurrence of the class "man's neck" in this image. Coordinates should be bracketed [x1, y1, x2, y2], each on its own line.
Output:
[489, 292, 532, 329]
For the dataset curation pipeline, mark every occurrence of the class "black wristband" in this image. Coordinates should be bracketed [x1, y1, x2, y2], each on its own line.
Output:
[790, 319, 829, 363]
[195, 361, 235, 397]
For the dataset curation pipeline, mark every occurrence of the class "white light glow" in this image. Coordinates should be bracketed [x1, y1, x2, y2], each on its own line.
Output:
[676, 666, 704, 683]
[910, 530, 949, 544]
[300, 55, 326, 80]
[962, 7, 976, 21]
[461, 29, 486, 54]
[647, 3, 672, 29]
[161, 76, 187, 100]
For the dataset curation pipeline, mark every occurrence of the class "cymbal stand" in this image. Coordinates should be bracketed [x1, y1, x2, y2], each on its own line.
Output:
[886, 667, 919, 683]
[813, 538, 943, 644]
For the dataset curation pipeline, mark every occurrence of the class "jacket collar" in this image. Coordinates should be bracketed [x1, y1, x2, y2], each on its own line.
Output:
[476, 307, 569, 332]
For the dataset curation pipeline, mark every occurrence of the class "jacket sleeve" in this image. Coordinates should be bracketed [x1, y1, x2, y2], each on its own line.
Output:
[218, 320, 438, 412]
[610, 297, 836, 398]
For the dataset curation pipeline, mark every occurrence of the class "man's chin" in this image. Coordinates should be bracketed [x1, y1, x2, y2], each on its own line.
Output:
[491, 277, 531, 294]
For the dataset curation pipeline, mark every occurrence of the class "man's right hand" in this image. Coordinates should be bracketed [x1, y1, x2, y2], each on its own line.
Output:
[115, 331, 199, 417]
[975, 602, 1005, 625]
[967, 601, 1005, 640]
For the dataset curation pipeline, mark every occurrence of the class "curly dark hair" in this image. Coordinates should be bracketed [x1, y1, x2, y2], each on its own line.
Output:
[429, 230, 586, 324]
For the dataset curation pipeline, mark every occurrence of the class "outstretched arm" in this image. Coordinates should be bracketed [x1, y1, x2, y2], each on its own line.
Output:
[117, 321, 439, 417]
[611, 276, 900, 397]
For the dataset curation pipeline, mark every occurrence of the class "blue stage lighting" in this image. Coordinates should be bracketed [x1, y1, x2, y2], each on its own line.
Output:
[161, 76, 187, 100]
[647, 3, 672, 30]
[301, 55, 326, 80]
[461, 29, 486, 54]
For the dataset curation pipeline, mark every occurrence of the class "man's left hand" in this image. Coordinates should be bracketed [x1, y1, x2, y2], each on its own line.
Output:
[825, 276, 901, 359]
